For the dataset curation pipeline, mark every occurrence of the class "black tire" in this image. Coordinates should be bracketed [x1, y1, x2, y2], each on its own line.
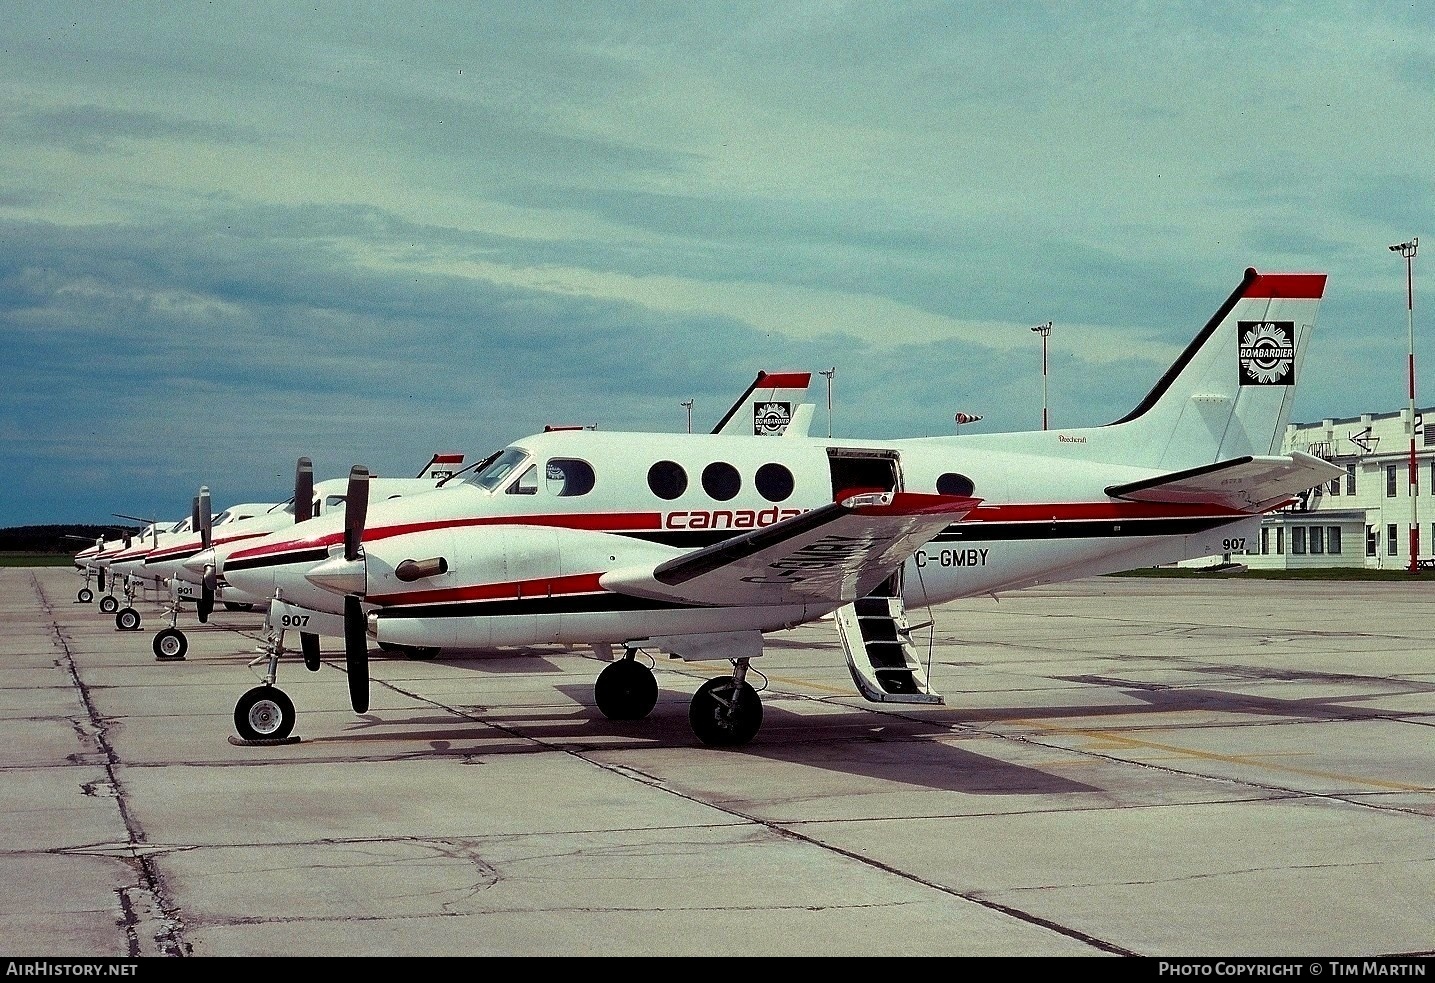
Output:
[594, 659, 658, 720]
[689, 676, 763, 747]
[223, 602, 254, 612]
[115, 607, 142, 631]
[78, 588, 94, 603]
[99, 595, 119, 614]
[234, 686, 296, 741]
[152, 628, 188, 660]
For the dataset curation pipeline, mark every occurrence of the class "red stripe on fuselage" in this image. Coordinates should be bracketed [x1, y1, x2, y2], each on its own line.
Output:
[148, 531, 271, 562]
[226, 512, 664, 563]
[968, 501, 1247, 522]
[368, 572, 605, 607]
[225, 500, 1249, 566]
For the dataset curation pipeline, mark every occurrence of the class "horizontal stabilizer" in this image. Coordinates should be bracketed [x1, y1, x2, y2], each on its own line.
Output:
[1105, 452, 1343, 511]
[601, 491, 979, 608]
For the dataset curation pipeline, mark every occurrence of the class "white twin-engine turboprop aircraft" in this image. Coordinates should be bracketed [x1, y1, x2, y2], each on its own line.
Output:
[137, 452, 469, 661]
[212, 267, 1339, 748]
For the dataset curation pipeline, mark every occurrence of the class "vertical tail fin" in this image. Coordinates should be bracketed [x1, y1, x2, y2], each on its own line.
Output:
[710, 371, 814, 436]
[1105, 268, 1326, 470]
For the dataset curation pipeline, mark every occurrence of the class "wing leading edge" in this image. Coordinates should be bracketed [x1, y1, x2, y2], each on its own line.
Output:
[600, 490, 981, 607]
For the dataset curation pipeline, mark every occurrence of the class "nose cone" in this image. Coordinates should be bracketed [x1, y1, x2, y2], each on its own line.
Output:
[304, 555, 367, 596]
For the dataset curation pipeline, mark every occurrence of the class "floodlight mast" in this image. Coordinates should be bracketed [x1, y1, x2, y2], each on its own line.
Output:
[1390, 238, 1419, 572]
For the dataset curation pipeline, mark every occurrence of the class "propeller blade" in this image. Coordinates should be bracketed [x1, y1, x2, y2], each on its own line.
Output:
[199, 486, 212, 549]
[191, 495, 200, 532]
[344, 594, 368, 713]
[294, 456, 315, 524]
[344, 466, 370, 562]
[301, 631, 321, 672]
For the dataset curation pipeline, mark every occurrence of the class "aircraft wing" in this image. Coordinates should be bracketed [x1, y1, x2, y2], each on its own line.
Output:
[1104, 452, 1343, 511]
[601, 490, 980, 607]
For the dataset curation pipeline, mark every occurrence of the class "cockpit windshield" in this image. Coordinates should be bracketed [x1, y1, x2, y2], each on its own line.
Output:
[462, 447, 531, 492]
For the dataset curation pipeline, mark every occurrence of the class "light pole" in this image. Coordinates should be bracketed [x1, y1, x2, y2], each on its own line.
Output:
[681, 399, 693, 434]
[1031, 322, 1052, 430]
[1390, 238, 1419, 571]
[819, 367, 835, 438]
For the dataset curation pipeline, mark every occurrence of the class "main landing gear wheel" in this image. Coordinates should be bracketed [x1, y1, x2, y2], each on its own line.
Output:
[153, 627, 188, 661]
[234, 686, 296, 742]
[689, 676, 763, 747]
[115, 607, 142, 631]
[99, 595, 120, 614]
[77, 588, 94, 603]
[594, 659, 658, 720]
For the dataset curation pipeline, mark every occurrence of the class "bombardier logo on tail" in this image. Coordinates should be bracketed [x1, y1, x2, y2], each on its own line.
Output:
[754, 402, 792, 435]
[1238, 322, 1295, 385]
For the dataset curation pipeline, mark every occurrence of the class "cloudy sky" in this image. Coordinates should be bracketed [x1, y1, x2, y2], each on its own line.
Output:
[2, 1, 1432, 527]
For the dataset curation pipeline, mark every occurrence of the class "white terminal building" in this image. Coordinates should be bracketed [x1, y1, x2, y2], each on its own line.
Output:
[1228, 406, 1435, 570]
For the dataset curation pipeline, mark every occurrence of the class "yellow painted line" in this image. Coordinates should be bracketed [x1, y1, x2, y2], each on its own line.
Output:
[1017, 718, 1427, 792]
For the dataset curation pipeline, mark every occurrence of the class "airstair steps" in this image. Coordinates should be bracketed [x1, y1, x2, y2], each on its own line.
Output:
[835, 589, 943, 705]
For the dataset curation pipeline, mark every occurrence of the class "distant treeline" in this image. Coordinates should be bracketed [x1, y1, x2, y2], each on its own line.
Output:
[0, 525, 140, 553]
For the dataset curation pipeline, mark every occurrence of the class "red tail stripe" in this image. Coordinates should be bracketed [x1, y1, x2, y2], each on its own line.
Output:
[1244, 272, 1326, 300]
[755, 371, 812, 389]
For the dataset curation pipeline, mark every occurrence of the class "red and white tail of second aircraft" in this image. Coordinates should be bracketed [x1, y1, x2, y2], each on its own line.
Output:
[213, 267, 1338, 748]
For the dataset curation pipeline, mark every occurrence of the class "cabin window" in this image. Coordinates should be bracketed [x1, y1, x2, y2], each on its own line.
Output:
[546, 458, 595, 497]
[323, 495, 346, 513]
[702, 462, 741, 501]
[648, 460, 688, 500]
[755, 463, 794, 502]
[936, 473, 975, 497]
[506, 465, 538, 495]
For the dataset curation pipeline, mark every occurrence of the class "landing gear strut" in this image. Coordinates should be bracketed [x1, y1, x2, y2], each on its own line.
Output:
[233, 595, 298, 742]
[115, 575, 141, 631]
[689, 658, 763, 747]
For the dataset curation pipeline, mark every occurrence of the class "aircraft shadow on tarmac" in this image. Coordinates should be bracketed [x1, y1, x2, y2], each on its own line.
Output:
[245, 649, 1435, 798]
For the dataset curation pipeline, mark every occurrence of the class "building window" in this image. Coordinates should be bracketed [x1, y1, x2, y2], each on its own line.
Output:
[1387, 464, 1397, 497]
[1367, 526, 1377, 557]
[1276, 527, 1284, 555]
[1261, 527, 1269, 555]
[1292, 527, 1306, 555]
[1328, 473, 1341, 496]
[1346, 463, 1356, 495]
[1388, 523, 1399, 555]
[1310, 526, 1324, 554]
[1328, 527, 1341, 554]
